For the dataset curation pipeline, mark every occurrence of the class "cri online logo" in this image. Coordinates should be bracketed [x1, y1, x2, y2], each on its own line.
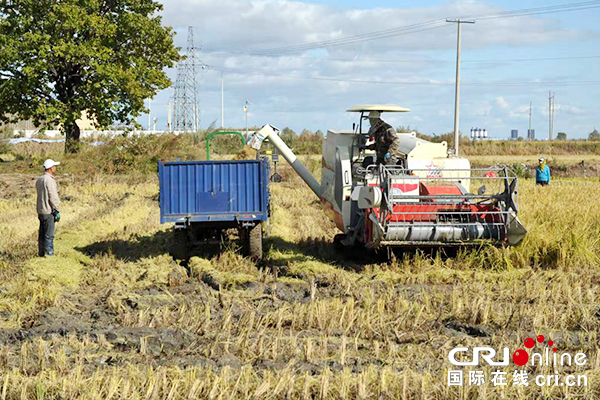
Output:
[514, 335, 555, 366]
[449, 335, 588, 367]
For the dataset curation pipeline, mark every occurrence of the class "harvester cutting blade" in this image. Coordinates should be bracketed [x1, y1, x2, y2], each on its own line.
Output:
[508, 178, 519, 213]
[506, 212, 527, 246]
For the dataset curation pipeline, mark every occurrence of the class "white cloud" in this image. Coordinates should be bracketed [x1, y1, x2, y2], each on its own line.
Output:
[495, 97, 509, 109]
[508, 105, 531, 120]
[163, 0, 591, 55]
[542, 103, 586, 116]
[145, 0, 595, 138]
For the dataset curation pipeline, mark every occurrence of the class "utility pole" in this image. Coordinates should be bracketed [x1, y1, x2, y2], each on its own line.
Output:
[147, 98, 152, 132]
[529, 102, 533, 140]
[167, 101, 172, 132]
[552, 92, 555, 140]
[447, 18, 475, 157]
[548, 91, 556, 140]
[548, 92, 552, 140]
[243, 100, 250, 138]
[221, 72, 224, 128]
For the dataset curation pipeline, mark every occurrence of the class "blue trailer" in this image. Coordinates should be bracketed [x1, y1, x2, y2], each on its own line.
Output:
[158, 158, 271, 260]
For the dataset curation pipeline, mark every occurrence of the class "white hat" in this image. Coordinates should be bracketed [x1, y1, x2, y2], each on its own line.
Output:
[43, 159, 60, 170]
[539, 157, 545, 163]
[368, 111, 381, 119]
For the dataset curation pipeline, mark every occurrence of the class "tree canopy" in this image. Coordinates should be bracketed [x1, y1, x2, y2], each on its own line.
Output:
[556, 132, 567, 140]
[0, 0, 180, 152]
[590, 129, 600, 141]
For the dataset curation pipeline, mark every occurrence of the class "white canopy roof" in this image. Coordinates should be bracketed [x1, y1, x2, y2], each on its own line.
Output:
[347, 104, 411, 113]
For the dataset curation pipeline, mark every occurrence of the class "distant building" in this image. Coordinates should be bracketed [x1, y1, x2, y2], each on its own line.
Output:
[511, 130, 518, 140]
[0, 117, 36, 132]
[1, 110, 98, 137]
[470, 128, 489, 140]
[51, 111, 99, 131]
[527, 129, 535, 141]
[74, 111, 98, 130]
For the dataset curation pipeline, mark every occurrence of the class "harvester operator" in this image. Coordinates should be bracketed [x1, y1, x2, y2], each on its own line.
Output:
[367, 111, 401, 165]
[36, 159, 61, 257]
[536, 157, 551, 186]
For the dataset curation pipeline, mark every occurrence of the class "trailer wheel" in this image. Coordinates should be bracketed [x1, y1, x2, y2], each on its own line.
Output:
[170, 229, 190, 262]
[248, 223, 263, 261]
[333, 234, 346, 251]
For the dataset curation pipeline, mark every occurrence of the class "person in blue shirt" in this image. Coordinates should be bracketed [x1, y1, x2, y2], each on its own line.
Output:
[536, 157, 551, 186]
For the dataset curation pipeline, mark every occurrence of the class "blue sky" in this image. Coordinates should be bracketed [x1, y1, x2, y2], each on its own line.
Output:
[141, 0, 600, 139]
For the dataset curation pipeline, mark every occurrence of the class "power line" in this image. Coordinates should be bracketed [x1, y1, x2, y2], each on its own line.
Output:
[463, 55, 600, 63]
[247, 25, 450, 56]
[204, 23, 448, 57]
[204, 1, 600, 57]
[460, 1, 600, 20]
[201, 53, 600, 65]
[204, 64, 600, 87]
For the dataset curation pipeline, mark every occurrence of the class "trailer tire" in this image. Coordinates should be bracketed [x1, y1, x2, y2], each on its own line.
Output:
[333, 234, 346, 251]
[170, 229, 190, 262]
[248, 223, 263, 261]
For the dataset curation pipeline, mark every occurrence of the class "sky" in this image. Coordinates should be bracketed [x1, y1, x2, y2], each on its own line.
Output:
[140, 0, 600, 139]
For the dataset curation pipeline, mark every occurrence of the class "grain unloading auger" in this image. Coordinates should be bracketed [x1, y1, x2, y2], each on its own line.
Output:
[249, 105, 527, 249]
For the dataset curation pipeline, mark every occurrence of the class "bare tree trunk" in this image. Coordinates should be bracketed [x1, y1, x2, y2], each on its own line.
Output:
[64, 121, 81, 154]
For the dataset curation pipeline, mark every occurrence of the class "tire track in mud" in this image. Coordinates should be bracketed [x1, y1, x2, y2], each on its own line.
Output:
[0, 195, 141, 330]
[0, 197, 174, 355]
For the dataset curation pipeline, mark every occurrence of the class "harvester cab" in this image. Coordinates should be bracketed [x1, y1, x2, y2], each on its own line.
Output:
[248, 105, 527, 250]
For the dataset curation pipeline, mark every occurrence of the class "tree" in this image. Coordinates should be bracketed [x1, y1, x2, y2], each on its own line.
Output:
[556, 132, 567, 140]
[279, 127, 295, 146]
[589, 129, 600, 141]
[281, 127, 296, 136]
[0, 0, 180, 153]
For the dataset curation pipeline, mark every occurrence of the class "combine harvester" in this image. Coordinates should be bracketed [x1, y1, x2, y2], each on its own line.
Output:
[249, 105, 527, 250]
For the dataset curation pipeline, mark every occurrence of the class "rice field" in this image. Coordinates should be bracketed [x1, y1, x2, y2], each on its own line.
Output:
[0, 153, 600, 399]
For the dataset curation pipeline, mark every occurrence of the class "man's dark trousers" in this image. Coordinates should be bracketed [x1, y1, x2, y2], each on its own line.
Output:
[38, 214, 55, 256]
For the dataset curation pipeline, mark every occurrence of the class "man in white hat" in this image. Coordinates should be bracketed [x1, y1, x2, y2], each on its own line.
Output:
[366, 111, 401, 165]
[36, 159, 61, 256]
